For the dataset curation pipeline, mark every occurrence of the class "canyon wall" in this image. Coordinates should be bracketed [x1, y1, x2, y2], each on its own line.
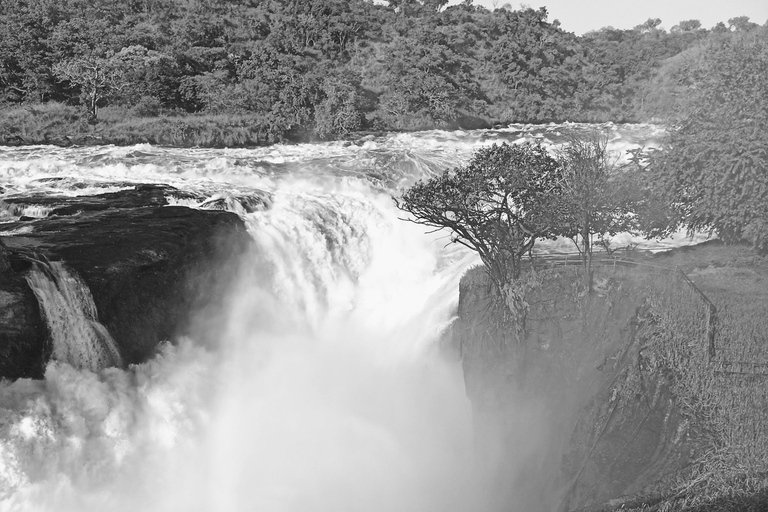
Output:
[456, 265, 707, 511]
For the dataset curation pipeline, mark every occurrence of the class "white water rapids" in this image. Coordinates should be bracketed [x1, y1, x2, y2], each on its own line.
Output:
[0, 124, 700, 511]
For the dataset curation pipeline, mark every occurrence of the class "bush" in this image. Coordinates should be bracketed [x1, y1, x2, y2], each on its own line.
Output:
[132, 96, 163, 118]
[0, 102, 91, 142]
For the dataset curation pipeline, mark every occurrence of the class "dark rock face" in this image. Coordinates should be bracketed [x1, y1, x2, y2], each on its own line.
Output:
[559, 303, 700, 511]
[0, 185, 251, 379]
[455, 267, 703, 512]
[0, 240, 48, 379]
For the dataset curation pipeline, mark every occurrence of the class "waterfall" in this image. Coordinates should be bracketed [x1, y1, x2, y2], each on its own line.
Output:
[25, 260, 123, 371]
[0, 200, 53, 219]
[0, 176, 477, 512]
[0, 125, 673, 511]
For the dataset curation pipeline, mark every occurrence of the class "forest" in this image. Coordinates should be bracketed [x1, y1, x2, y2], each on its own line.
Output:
[0, 0, 766, 144]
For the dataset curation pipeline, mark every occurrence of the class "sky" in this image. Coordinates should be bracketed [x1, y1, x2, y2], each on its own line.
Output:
[455, 0, 768, 35]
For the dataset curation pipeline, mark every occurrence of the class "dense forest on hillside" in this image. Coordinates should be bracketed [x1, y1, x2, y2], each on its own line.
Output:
[0, 0, 766, 144]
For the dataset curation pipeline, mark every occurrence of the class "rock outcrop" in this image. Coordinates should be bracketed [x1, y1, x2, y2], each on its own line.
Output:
[0, 185, 251, 379]
[455, 265, 705, 512]
[0, 240, 47, 380]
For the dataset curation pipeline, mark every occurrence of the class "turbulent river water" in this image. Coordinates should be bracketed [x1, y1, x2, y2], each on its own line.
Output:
[0, 123, 697, 511]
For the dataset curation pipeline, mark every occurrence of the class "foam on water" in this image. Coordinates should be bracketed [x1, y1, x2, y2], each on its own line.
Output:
[0, 225, 34, 236]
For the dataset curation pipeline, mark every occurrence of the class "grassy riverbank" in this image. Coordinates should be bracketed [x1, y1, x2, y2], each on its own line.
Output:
[0, 102, 489, 148]
[0, 103, 293, 148]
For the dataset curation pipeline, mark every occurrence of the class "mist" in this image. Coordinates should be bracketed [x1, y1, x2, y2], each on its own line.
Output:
[0, 174, 490, 512]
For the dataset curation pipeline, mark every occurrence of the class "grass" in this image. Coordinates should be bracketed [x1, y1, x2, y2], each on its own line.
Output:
[0, 102, 91, 143]
[0, 103, 289, 147]
[639, 268, 768, 511]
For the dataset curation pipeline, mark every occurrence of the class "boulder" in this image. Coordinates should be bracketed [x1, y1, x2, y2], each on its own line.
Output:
[0, 185, 251, 378]
[0, 239, 48, 379]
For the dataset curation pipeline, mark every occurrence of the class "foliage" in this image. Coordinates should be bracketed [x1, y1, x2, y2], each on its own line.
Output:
[648, 32, 768, 248]
[0, 102, 90, 142]
[52, 45, 174, 118]
[313, 73, 364, 138]
[395, 142, 566, 290]
[0, 105, 283, 147]
[556, 132, 637, 288]
[2, 0, 765, 139]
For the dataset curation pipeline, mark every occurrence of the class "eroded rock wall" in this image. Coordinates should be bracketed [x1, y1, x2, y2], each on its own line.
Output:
[456, 266, 704, 511]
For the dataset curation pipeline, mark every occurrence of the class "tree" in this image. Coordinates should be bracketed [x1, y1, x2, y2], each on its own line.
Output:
[649, 33, 768, 248]
[314, 73, 364, 138]
[395, 142, 566, 293]
[634, 18, 662, 34]
[557, 132, 632, 291]
[53, 46, 167, 118]
[671, 19, 702, 33]
[53, 56, 126, 118]
[728, 16, 758, 32]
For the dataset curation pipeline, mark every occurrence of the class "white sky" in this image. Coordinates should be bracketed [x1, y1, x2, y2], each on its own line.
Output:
[455, 0, 768, 35]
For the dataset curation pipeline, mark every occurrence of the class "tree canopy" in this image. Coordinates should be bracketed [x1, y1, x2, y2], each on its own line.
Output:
[1, 0, 765, 139]
[395, 142, 566, 290]
[556, 133, 639, 288]
[648, 31, 768, 248]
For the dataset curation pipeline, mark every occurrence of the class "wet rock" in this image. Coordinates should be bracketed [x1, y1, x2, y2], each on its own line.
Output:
[199, 191, 272, 214]
[0, 239, 48, 379]
[0, 186, 251, 378]
[0, 184, 200, 218]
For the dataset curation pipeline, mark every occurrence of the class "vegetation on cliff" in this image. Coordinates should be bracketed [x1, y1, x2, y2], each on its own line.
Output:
[396, 142, 567, 286]
[0, 0, 765, 144]
[646, 32, 768, 249]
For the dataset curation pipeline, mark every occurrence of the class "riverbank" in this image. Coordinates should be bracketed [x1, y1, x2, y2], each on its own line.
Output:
[0, 102, 498, 149]
[0, 103, 287, 148]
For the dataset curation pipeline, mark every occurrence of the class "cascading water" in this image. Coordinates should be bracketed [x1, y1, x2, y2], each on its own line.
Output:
[25, 261, 123, 371]
[0, 202, 52, 220]
[0, 124, 698, 511]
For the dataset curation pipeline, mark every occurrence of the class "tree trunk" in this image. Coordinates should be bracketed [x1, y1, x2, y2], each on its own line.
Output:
[89, 88, 98, 119]
[582, 225, 592, 293]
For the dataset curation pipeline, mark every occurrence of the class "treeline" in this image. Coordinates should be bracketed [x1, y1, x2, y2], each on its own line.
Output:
[0, 0, 766, 143]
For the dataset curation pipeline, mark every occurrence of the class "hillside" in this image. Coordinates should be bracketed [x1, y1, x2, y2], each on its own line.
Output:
[1, 0, 765, 145]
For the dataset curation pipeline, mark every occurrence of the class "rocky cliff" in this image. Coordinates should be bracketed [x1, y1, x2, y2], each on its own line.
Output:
[456, 264, 708, 512]
[0, 185, 251, 379]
